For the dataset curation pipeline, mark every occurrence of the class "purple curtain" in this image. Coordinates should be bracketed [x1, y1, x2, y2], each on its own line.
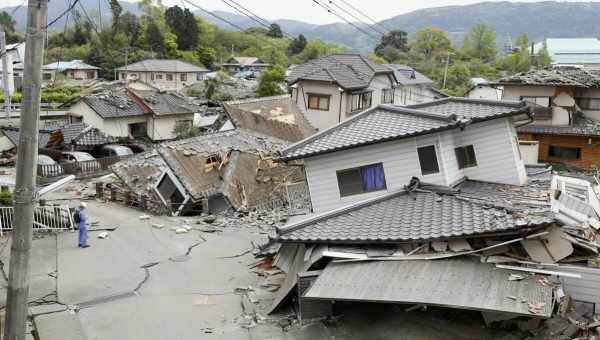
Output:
[361, 164, 386, 191]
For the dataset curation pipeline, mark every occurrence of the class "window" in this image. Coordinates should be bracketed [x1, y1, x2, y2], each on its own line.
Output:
[576, 98, 600, 110]
[307, 94, 330, 111]
[520, 96, 550, 107]
[180, 73, 187, 81]
[86, 71, 95, 79]
[175, 119, 193, 131]
[337, 163, 386, 197]
[166, 74, 173, 81]
[205, 154, 222, 172]
[417, 145, 440, 175]
[156, 172, 185, 211]
[351, 91, 373, 112]
[120, 73, 126, 80]
[549, 145, 581, 159]
[196, 73, 204, 81]
[454, 145, 477, 169]
[150, 73, 155, 80]
[382, 88, 395, 104]
[43, 73, 52, 80]
[156, 74, 163, 80]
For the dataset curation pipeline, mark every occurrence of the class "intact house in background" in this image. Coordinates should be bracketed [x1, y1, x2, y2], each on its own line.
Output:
[466, 77, 502, 100]
[66, 84, 199, 142]
[386, 64, 446, 105]
[117, 59, 210, 91]
[40, 60, 100, 85]
[221, 56, 272, 75]
[280, 97, 530, 213]
[288, 53, 397, 131]
[533, 38, 600, 68]
[499, 68, 600, 169]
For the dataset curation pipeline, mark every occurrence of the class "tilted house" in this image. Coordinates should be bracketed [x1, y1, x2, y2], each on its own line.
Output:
[221, 57, 271, 74]
[386, 64, 446, 105]
[68, 85, 199, 142]
[288, 53, 397, 131]
[499, 68, 600, 168]
[281, 97, 530, 213]
[117, 59, 210, 91]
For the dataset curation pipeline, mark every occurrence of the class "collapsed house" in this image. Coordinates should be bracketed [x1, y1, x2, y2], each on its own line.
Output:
[265, 98, 600, 333]
[112, 129, 305, 215]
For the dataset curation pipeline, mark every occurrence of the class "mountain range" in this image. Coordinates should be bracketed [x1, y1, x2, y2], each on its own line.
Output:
[2, 1, 600, 53]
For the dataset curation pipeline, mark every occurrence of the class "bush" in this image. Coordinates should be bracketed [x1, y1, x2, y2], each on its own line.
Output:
[0, 191, 13, 206]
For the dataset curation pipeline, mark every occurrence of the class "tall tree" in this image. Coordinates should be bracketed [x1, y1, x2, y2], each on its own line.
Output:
[165, 6, 199, 50]
[267, 24, 283, 38]
[145, 20, 166, 56]
[0, 11, 22, 43]
[257, 65, 285, 97]
[109, 0, 123, 34]
[290, 34, 307, 54]
[462, 23, 497, 62]
[537, 42, 552, 67]
[374, 29, 408, 61]
[410, 27, 452, 61]
[118, 12, 141, 46]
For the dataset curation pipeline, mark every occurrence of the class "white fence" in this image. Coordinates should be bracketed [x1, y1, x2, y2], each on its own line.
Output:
[0, 205, 74, 234]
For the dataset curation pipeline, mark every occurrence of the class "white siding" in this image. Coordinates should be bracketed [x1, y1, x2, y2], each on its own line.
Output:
[304, 117, 527, 212]
[150, 114, 195, 141]
[305, 135, 446, 213]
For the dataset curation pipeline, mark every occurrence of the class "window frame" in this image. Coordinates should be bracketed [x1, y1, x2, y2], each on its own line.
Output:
[454, 145, 478, 169]
[307, 93, 331, 111]
[520, 96, 551, 107]
[417, 145, 440, 175]
[166, 73, 174, 81]
[548, 145, 581, 159]
[180, 73, 187, 81]
[576, 97, 600, 110]
[382, 88, 395, 104]
[350, 91, 373, 113]
[336, 162, 387, 198]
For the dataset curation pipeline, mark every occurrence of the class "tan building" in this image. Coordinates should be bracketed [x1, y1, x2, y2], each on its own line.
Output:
[117, 59, 210, 91]
[288, 54, 397, 131]
[41, 60, 100, 84]
[68, 85, 199, 142]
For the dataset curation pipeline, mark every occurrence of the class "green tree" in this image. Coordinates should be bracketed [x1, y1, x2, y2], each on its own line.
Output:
[117, 12, 141, 46]
[374, 29, 408, 62]
[410, 27, 452, 61]
[290, 34, 307, 54]
[109, 0, 123, 34]
[0, 11, 22, 43]
[462, 23, 497, 62]
[197, 46, 216, 69]
[256, 65, 286, 97]
[145, 20, 166, 56]
[165, 5, 199, 50]
[267, 24, 283, 38]
[515, 33, 529, 52]
[537, 42, 552, 67]
[444, 62, 471, 95]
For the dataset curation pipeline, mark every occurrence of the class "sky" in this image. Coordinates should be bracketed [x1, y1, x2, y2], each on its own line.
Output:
[3, 0, 600, 24]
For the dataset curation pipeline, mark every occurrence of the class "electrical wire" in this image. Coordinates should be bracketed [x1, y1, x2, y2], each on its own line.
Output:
[310, 0, 379, 40]
[223, 0, 295, 39]
[219, 0, 294, 39]
[337, 0, 390, 32]
[327, 0, 385, 36]
[181, 0, 245, 31]
[76, 0, 100, 36]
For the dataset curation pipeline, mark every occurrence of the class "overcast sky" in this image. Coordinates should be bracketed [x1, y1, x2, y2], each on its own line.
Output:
[3, 0, 600, 24]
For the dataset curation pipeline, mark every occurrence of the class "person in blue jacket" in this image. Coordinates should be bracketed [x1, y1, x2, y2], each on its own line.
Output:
[75, 202, 90, 248]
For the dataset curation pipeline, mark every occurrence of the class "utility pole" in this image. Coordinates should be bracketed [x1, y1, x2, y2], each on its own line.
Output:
[3, 0, 48, 338]
[442, 51, 450, 89]
[0, 29, 12, 117]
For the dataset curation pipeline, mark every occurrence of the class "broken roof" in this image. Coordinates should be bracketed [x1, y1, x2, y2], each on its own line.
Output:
[304, 258, 553, 318]
[45, 122, 115, 146]
[288, 53, 394, 90]
[1, 126, 51, 148]
[519, 113, 600, 137]
[498, 68, 600, 88]
[223, 95, 316, 142]
[280, 98, 529, 161]
[116, 59, 209, 73]
[83, 91, 147, 119]
[129, 89, 199, 116]
[385, 64, 433, 86]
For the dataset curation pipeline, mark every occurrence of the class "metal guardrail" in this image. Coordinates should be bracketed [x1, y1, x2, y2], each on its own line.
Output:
[0, 205, 74, 234]
[37, 155, 129, 178]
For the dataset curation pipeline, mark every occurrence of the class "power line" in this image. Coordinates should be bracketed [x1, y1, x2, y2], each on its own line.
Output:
[76, 1, 100, 35]
[337, 0, 390, 32]
[181, 0, 245, 31]
[219, 0, 294, 39]
[225, 0, 271, 28]
[327, 0, 385, 36]
[311, 0, 379, 40]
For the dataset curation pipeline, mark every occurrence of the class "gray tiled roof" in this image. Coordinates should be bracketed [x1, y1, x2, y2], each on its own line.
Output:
[385, 64, 433, 86]
[1, 127, 51, 149]
[116, 59, 209, 73]
[280, 98, 529, 161]
[288, 54, 393, 90]
[84, 93, 147, 118]
[518, 117, 600, 137]
[498, 67, 600, 88]
[276, 180, 553, 243]
[130, 90, 199, 116]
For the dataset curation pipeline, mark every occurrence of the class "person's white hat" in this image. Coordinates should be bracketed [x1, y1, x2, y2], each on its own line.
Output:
[79, 202, 87, 208]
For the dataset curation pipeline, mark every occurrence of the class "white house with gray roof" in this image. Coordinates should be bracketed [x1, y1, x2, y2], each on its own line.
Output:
[117, 59, 210, 91]
[386, 64, 446, 105]
[288, 54, 397, 131]
[280, 97, 531, 213]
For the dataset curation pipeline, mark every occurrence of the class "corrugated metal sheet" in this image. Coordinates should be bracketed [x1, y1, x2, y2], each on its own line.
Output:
[304, 258, 554, 318]
[552, 265, 600, 314]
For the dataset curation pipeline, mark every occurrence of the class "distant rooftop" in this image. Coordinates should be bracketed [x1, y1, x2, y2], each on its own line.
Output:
[280, 98, 529, 161]
[288, 53, 394, 90]
[533, 38, 600, 65]
[43, 60, 100, 71]
[385, 64, 433, 86]
[498, 67, 600, 88]
[117, 59, 209, 73]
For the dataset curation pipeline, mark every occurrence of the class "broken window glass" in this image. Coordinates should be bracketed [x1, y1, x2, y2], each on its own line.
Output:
[549, 145, 581, 159]
[455, 145, 478, 169]
[417, 145, 440, 175]
[205, 154, 222, 172]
